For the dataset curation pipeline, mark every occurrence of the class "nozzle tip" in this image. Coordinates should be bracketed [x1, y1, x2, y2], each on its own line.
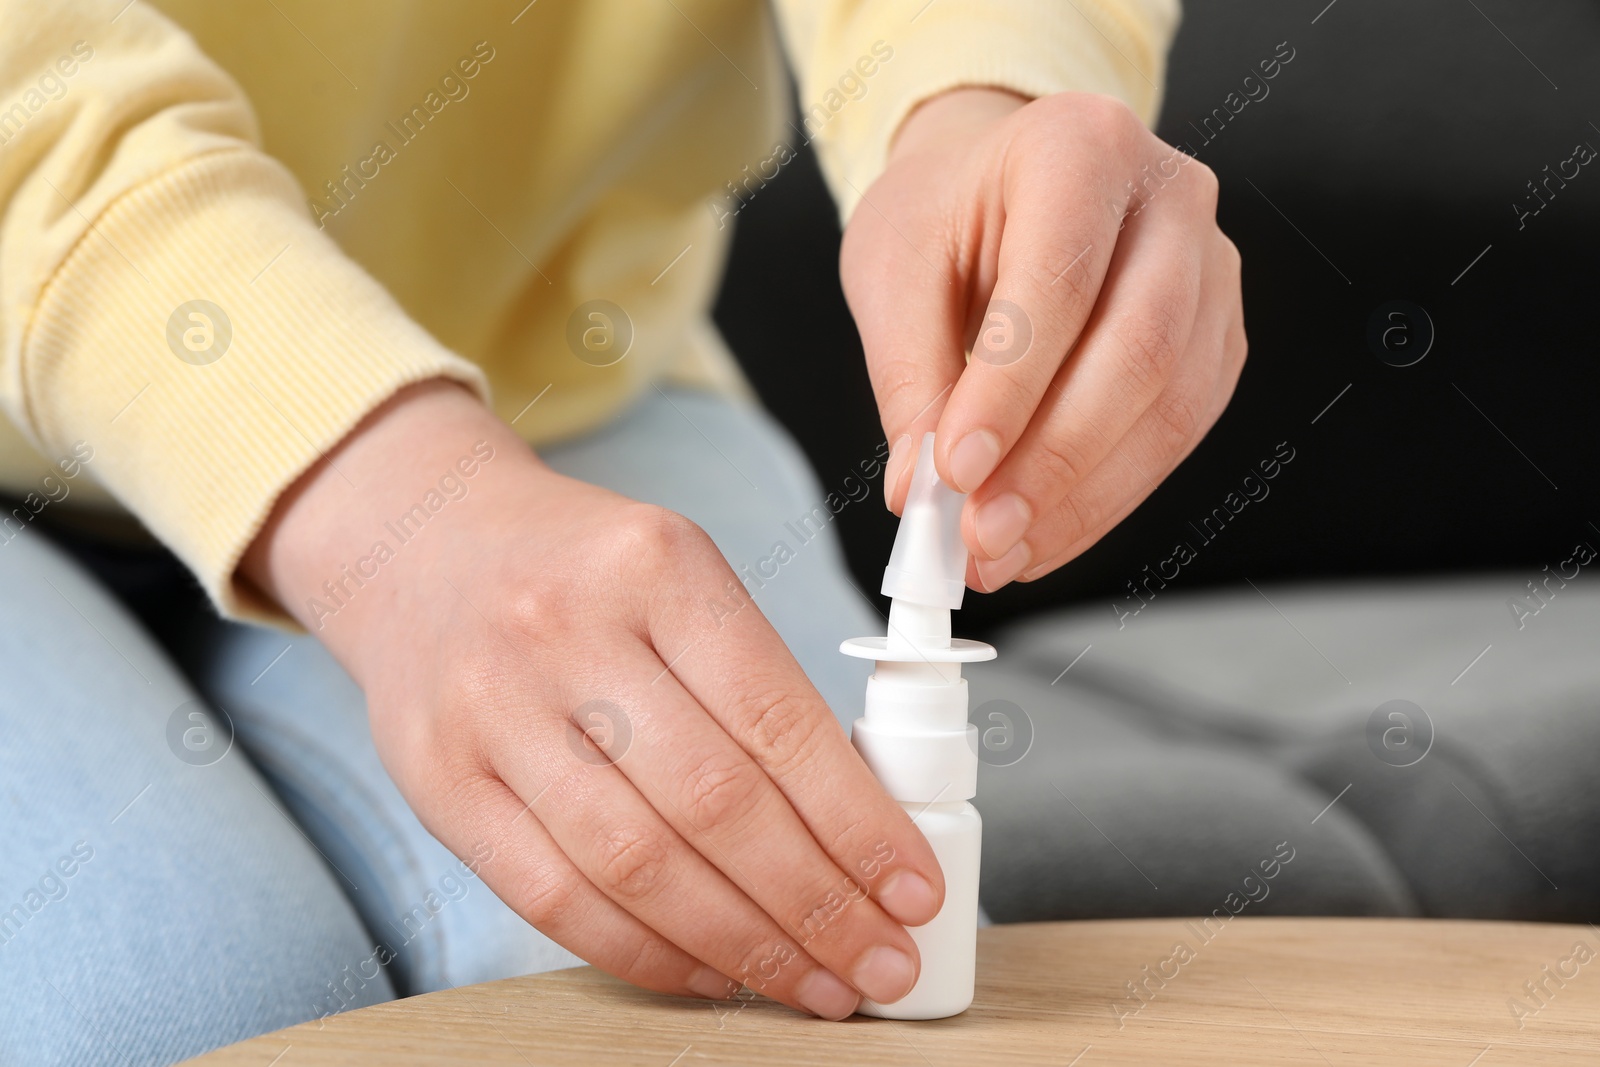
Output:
[881, 433, 968, 610]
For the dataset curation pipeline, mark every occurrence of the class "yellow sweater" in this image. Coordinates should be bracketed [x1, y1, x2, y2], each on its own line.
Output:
[0, 0, 1176, 622]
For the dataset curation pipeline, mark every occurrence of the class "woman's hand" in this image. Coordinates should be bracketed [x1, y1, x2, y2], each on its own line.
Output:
[243, 382, 946, 1019]
[841, 88, 1248, 591]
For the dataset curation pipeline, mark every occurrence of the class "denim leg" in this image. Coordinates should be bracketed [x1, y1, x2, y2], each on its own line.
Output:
[0, 527, 390, 1067]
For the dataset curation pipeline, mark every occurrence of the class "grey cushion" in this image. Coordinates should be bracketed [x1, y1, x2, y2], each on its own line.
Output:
[975, 576, 1600, 923]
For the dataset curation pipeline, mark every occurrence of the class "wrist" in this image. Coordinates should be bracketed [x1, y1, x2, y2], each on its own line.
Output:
[889, 87, 1029, 163]
[241, 379, 543, 674]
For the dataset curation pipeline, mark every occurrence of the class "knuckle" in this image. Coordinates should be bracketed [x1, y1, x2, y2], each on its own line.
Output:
[1038, 251, 1096, 318]
[820, 811, 876, 862]
[1022, 94, 1141, 175]
[683, 751, 765, 835]
[594, 824, 672, 904]
[514, 861, 583, 929]
[1187, 159, 1221, 209]
[1062, 92, 1139, 142]
[784, 878, 865, 944]
[497, 584, 563, 648]
[1051, 487, 1099, 549]
[618, 934, 683, 988]
[624, 504, 712, 568]
[1148, 388, 1204, 451]
[1221, 234, 1243, 275]
[872, 357, 943, 430]
[1033, 427, 1096, 489]
[742, 688, 825, 772]
[1116, 301, 1186, 398]
[594, 505, 720, 617]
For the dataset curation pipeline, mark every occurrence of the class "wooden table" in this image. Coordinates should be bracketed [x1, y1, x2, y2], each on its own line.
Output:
[186, 918, 1600, 1065]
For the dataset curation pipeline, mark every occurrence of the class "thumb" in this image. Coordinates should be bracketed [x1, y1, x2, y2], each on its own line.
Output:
[841, 215, 968, 515]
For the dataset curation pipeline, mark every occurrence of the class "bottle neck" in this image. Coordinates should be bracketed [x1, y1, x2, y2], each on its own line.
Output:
[886, 598, 950, 655]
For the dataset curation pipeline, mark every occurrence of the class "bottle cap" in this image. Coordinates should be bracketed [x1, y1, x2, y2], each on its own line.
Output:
[881, 433, 967, 610]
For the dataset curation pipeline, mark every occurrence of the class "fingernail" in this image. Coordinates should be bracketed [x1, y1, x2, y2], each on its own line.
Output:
[852, 946, 918, 1004]
[973, 493, 1031, 558]
[948, 429, 1002, 493]
[976, 541, 1031, 591]
[883, 434, 913, 511]
[687, 966, 738, 1000]
[796, 968, 860, 1020]
[876, 870, 939, 926]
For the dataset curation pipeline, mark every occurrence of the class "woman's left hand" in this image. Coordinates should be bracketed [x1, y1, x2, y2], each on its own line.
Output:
[840, 88, 1248, 591]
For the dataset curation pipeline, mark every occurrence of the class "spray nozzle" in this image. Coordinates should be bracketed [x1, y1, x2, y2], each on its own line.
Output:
[882, 432, 968, 611]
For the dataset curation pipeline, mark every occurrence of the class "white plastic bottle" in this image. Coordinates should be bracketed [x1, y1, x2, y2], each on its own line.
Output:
[842, 433, 994, 1020]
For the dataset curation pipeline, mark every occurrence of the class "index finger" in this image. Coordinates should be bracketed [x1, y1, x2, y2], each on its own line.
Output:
[647, 536, 947, 932]
[933, 95, 1153, 495]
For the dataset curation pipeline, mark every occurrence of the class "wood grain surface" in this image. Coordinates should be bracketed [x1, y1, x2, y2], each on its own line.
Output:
[185, 918, 1600, 1065]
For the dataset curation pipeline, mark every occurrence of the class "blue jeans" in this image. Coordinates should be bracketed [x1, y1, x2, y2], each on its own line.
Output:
[0, 388, 881, 1066]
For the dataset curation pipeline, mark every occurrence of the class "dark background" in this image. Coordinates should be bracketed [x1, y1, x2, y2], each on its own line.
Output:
[712, 0, 1600, 641]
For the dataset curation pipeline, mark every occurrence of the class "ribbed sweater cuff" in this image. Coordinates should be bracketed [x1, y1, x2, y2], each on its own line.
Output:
[809, 0, 1174, 222]
[23, 149, 489, 626]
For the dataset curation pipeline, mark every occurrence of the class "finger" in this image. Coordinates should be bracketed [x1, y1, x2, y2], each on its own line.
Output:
[436, 771, 739, 1002]
[492, 692, 865, 1020]
[933, 97, 1158, 495]
[602, 652, 924, 1007]
[965, 394, 1190, 593]
[839, 180, 969, 513]
[971, 237, 1244, 588]
[642, 521, 948, 930]
[958, 157, 1213, 577]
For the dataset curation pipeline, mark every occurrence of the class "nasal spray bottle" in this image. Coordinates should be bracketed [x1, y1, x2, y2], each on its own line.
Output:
[842, 432, 995, 1019]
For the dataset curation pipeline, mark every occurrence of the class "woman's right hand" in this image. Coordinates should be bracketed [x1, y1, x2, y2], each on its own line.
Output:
[242, 380, 945, 1019]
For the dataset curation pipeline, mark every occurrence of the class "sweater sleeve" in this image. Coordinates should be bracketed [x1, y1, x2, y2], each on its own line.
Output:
[769, 0, 1182, 222]
[0, 1, 488, 625]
